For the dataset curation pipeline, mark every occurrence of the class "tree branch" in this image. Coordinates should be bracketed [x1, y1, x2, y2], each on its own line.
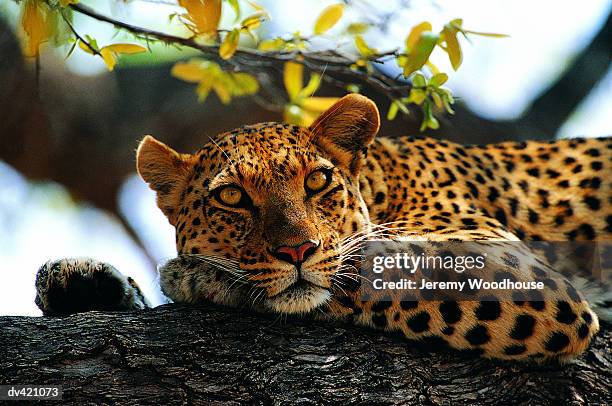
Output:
[68, 3, 411, 101]
[1, 304, 610, 405]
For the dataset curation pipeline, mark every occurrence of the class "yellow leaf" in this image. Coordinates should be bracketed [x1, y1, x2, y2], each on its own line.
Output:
[314, 4, 344, 35]
[59, 0, 79, 5]
[429, 72, 448, 87]
[179, 0, 222, 35]
[78, 40, 95, 55]
[299, 73, 321, 99]
[346, 22, 369, 35]
[98, 44, 146, 71]
[425, 61, 439, 74]
[20, 0, 53, 57]
[219, 29, 239, 60]
[241, 11, 266, 30]
[246, 0, 265, 11]
[231, 72, 259, 95]
[102, 43, 147, 54]
[300, 109, 319, 126]
[171, 61, 209, 82]
[442, 26, 462, 70]
[354, 35, 374, 56]
[212, 82, 232, 104]
[407, 88, 427, 105]
[284, 61, 303, 102]
[196, 76, 214, 102]
[284, 104, 319, 126]
[387, 101, 399, 120]
[402, 32, 438, 76]
[100, 48, 117, 71]
[405, 21, 432, 51]
[302, 97, 340, 113]
[284, 104, 302, 125]
[258, 38, 285, 51]
[431, 92, 443, 109]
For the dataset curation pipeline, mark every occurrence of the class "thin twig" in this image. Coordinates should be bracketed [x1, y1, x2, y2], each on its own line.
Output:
[59, 7, 100, 56]
[68, 3, 411, 101]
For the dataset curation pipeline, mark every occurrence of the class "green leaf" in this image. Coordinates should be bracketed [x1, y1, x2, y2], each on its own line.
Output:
[346, 84, 360, 93]
[64, 39, 78, 60]
[85, 35, 99, 52]
[387, 101, 399, 120]
[431, 91, 443, 109]
[449, 18, 463, 30]
[402, 32, 438, 76]
[420, 100, 440, 131]
[429, 72, 448, 87]
[438, 87, 455, 114]
[412, 72, 426, 88]
[407, 88, 427, 105]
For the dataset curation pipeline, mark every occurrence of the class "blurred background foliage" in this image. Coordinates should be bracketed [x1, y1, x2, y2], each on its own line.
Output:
[0, 0, 610, 315]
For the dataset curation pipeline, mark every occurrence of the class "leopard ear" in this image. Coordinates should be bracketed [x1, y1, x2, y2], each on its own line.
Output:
[136, 135, 193, 225]
[309, 94, 380, 174]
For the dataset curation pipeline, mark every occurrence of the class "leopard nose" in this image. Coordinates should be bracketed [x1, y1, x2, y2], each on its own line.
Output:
[271, 240, 320, 266]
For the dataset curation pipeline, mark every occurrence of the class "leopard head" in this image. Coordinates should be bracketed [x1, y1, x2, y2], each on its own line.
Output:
[137, 95, 380, 313]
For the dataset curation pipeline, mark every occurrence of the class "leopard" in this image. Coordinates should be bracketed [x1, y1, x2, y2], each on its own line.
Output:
[35, 94, 611, 362]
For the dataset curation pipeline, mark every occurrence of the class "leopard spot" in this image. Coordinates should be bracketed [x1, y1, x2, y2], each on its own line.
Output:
[577, 324, 590, 339]
[510, 314, 536, 340]
[475, 300, 501, 321]
[465, 324, 490, 346]
[555, 301, 578, 324]
[406, 311, 430, 333]
[545, 332, 570, 352]
[439, 301, 462, 324]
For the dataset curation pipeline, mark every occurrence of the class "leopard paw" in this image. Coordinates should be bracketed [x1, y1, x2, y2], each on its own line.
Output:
[35, 258, 150, 316]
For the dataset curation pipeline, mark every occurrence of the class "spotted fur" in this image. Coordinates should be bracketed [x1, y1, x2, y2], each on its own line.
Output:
[36, 95, 610, 362]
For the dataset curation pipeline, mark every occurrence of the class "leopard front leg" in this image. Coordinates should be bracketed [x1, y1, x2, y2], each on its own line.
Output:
[158, 256, 261, 310]
[35, 258, 150, 316]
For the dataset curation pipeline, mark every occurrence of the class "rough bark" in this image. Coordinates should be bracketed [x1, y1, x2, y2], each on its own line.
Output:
[0, 304, 610, 405]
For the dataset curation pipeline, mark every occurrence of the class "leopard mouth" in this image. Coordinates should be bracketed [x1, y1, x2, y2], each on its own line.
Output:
[264, 279, 331, 314]
[275, 279, 317, 295]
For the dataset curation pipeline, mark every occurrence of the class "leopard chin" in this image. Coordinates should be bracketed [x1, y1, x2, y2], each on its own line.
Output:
[264, 281, 331, 314]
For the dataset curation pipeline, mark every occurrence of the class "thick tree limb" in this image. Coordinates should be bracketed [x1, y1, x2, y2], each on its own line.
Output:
[0, 304, 610, 405]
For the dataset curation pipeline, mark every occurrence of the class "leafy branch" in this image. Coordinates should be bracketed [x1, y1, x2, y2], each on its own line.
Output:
[16, 0, 507, 130]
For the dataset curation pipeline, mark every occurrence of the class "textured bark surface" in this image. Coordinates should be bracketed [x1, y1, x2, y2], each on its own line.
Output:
[0, 304, 610, 405]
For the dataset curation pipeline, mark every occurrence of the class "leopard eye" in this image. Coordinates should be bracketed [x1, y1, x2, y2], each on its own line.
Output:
[305, 169, 332, 195]
[215, 186, 249, 208]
